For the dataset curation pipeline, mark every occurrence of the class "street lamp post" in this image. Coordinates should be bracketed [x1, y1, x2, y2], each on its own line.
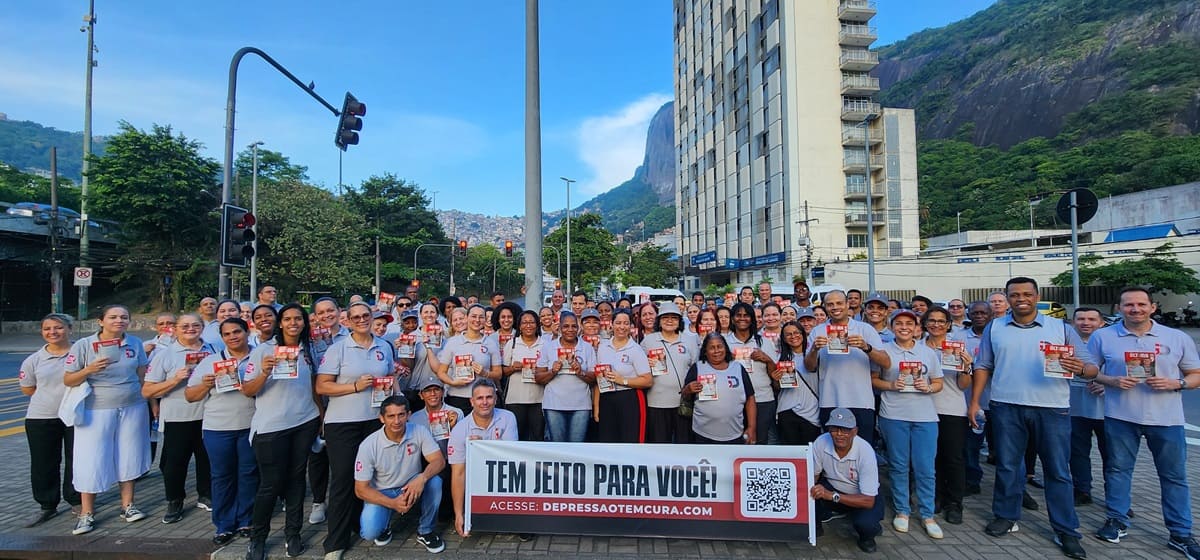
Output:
[956, 211, 962, 243]
[545, 245, 562, 279]
[560, 176, 575, 294]
[249, 141, 263, 299]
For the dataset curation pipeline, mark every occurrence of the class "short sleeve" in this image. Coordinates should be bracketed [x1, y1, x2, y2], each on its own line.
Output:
[317, 339, 343, 376]
[145, 351, 171, 383]
[627, 347, 651, 375]
[353, 438, 375, 482]
[855, 443, 880, 496]
[64, 339, 88, 374]
[502, 411, 519, 441]
[244, 344, 267, 381]
[446, 421, 467, 465]
[18, 353, 38, 388]
[741, 370, 754, 398]
[134, 341, 150, 368]
[415, 424, 440, 457]
[974, 322, 995, 372]
[483, 339, 501, 368]
[536, 341, 554, 369]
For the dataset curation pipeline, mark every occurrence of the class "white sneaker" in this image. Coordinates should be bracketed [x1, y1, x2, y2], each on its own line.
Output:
[893, 514, 909, 533]
[924, 519, 944, 539]
[309, 502, 326, 524]
[72, 513, 95, 535]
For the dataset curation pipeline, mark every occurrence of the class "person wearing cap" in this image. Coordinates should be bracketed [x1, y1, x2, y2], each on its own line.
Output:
[810, 407, 883, 553]
[793, 280, 812, 310]
[804, 290, 890, 445]
[968, 277, 1096, 559]
[535, 311, 597, 442]
[579, 308, 603, 351]
[370, 310, 392, 338]
[409, 375, 463, 522]
[862, 294, 894, 344]
[392, 309, 425, 411]
[354, 396, 446, 553]
[500, 310, 546, 442]
[796, 307, 818, 336]
[873, 309, 946, 539]
[449, 379, 518, 537]
[642, 302, 700, 443]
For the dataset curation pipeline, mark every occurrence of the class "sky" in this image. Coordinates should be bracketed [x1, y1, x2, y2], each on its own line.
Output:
[0, 0, 996, 216]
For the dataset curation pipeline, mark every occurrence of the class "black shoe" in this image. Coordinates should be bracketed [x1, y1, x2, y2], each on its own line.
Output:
[26, 507, 58, 528]
[284, 535, 305, 558]
[1128, 508, 1135, 518]
[1074, 490, 1093, 506]
[857, 536, 877, 553]
[985, 518, 1019, 537]
[1095, 518, 1128, 543]
[1022, 491, 1039, 511]
[945, 507, 963, 525]
[162, 499, 184, 524]
[237, 527, 252, 539]
[965, 484, 981, 496]
[518, 533, 535, 542]
[373, 529, 393, 546]
[815, 522, 825, 538]
[1027, 477, 1045, 489]
[819, 510, 847, 523]
[213, 532, 235, 546]
[417, 533, 445, 553]
[1055, 532, 1087, 559]
[1168, 535, 1200, 560]
[245, 539, 265, 560]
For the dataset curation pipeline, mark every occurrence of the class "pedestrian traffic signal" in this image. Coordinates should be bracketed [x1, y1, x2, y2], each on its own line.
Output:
[457, 240, 468, 256]
[334, 92, 366, 151]
[504, 240, 513, 257]
[221, 204, 256, 268]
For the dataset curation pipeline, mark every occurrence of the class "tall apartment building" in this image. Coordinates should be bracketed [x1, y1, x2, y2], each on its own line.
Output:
[675, 0, 920, 290]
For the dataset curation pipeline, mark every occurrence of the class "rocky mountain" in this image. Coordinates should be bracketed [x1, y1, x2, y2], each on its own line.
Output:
[0, 115, 104, 181]
[876, 0, 1200, 148]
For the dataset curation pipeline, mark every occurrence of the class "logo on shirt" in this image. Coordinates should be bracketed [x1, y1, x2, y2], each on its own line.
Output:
[375, 350, 385, 361]
[354, 460, 363, 472]
[1156, 343, 1170, 355]
[124, 348, 135, 359]
[493, 428, 504, 439]
[18, 370, 25, 381]
[849, 466, 858, 482]
[405, 443, 416, 456]
[727, 375, 741, 389]
[677, 345, 687, 354]
[245, 362, 256, 375]
[480, 346, 488, 354]
[447, 445, 455, 456]
[65, 355, 76, 366]
[621, 354, 630, 363]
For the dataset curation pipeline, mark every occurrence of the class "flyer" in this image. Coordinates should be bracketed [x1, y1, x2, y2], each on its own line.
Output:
[898, 361, 924, 393]
[583, 334, 600, 347]
[395, 333, 416, 359]
[648, 348, 668, 376]
[453, 355, 475, 382]
[600, 320, 613, 339]
[698, 373, 719, 401]
[941, 340, 966, 372]
[213, 358, 241, 393]
[371, 376, 394, 407]
[1042, 343, 1074, 379]
[425, 324, 444, 348]
[1125, 351, 1156, 381]
[185, 351, 210, 372]
[777, 360, 798, 389]
[376, 292, 396, 312]
[93, 338, 122, 362]
[272, 345, 300, 379]
[557, 347, 575, 372]
[428, 409, 454, 440]
[826, 324, 849, 355]
[595, 364, 616, 393]
[733, 347, 754, 372]
[521, 357, 538, 383]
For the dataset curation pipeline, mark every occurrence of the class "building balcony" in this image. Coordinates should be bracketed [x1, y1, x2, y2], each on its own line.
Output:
[845, 211, 886, 227]
[838, 0, 877, 22]
[841, 100, 881, 122]
[841, 127, 880, 146]
[839, 50, 879, 71]
[841, 75, 880, 96]
[842, 155, 884, 174]
[839, 25, 877, 47]
[843, 182, 883, 200]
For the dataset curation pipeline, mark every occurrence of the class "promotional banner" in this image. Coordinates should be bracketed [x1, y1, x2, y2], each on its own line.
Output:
[465, 441, 814, 544]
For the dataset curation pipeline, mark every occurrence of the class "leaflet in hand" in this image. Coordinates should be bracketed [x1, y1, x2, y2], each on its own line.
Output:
[762, 331, 780, 347]
[648, 348, 668, 376]
[272, 345, 301, 379]
[557, 347, 575, 372]
[595, 364, 616, 393]
[185, 351, 210, 372]
[310, 326, 331, 344]
[941, 340, 966, 372]
[213, 358, 241, 393]
[428, 409, 454, 440]
[93, 338, 122, 362]
[898, 361, 924, 393]
[376, 292, 396, 312]
[583, 334, 599, 346]
[371, 376, 394, 407]
[697, 324, 712, 337]
[777, 360, 798, 389]
[453, 355, 475, 382]
[698, 373, 719, 401]
[600, 320, 612, 339]
[392, 333, 415, 359]
[1125, 351, 1156, 381]
[733, 347, 754, 372]
[521, 358, 538, 383]
[1042, 343, 1074, 379]
[826, 324, 849, 354]
[424, 324, 443, 348]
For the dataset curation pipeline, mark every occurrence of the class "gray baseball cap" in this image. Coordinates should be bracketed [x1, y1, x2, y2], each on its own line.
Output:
[796, 307, 815, 319]
[580, 309, 601, 322]
[419, 377, 444, 391]
[864, 293, 889, 306]
[826, 407, 857, 429]
[657, 301, 683, 318]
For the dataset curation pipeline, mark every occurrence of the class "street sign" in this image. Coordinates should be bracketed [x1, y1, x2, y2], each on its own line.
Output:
[1056, 188, 1098, 225]
[73, 267, 93, 287]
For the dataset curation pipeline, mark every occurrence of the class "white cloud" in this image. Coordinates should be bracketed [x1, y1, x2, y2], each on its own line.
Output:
[575, 93, 671, 196]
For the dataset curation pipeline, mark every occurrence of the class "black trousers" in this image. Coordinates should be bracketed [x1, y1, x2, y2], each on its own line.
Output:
[598, 389, 645, 443]
[308, 446, 328, 504]
[936, 414, 968, 510]
[250, 418, 319, 541]
[445, 396, 472, 417]
[645, 406, 692, 444]
[506, 402, 545, 442]
[776, 409, 822, 446]
[322, 419, 379, 554]
[25, 418, 80, 509]
[161, 420, 211, 502]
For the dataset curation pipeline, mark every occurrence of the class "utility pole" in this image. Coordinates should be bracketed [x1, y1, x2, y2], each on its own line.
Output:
[523, 0, 545, 310]
[796, 200, 818, 281]
[50, 148, 62, 314]
[78, 0, 96, 320]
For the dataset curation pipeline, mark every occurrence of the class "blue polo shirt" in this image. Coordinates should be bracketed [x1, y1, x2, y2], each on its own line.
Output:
[975, 314, 1091, 409]
[1086, 321, 1200, 427]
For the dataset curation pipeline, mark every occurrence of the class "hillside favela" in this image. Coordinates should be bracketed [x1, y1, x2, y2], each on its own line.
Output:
[1, 2, 1199, 560]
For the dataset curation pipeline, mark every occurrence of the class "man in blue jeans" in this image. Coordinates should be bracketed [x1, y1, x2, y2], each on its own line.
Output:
[354, 396, 446, 554]
[968, 277, 1097, 559]
[1086, 287, 1200, 559]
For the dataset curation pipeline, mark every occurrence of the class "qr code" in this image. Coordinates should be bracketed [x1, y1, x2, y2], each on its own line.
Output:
[738, 460, 797, 520]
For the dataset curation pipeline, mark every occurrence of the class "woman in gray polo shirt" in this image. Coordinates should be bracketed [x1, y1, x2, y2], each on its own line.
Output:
[641, 303, 698, 443]
[682, 333, 757, 444]
[20, 313, 81, 526]
[186, 317, 258, 545]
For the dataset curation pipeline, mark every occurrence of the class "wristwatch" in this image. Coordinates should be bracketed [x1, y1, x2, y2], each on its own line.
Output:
[832, 492, 841, 503]
[1176, 379, 1187, 392]
[863, 344, 874, 354]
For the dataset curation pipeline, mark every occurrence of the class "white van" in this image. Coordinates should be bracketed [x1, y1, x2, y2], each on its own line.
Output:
[624, 286, 685, 305]
[764, 283, 847, 306]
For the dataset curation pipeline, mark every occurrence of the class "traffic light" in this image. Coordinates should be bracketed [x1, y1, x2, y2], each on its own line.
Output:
[504, 240, 513, 257]
[334, 92, 367, 151]
[457, 240, 468, 256]
[221, 203, 256, 268]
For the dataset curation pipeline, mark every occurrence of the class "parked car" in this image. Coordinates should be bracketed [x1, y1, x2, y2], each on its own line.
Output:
[1037, 301, 1067, 319]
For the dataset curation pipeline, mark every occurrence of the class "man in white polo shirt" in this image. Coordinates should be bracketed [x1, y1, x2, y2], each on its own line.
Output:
[448, 379, 518, 538]
[810, 407, 883, 553]
[354, 396, 446, 554]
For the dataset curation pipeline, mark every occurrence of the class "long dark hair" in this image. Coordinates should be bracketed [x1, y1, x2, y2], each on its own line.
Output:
[491, 301, 523, 333]
[273, 303, 312, 347]
[516, 310, 542, 340]
[777, 320, 808, 363]
[698, 332, 732, 364]
[729, 302, 760, 339]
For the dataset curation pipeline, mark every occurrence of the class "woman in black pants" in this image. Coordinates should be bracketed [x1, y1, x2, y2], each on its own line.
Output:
[241, 303, 322, 560]
[19, 313, 82, 526]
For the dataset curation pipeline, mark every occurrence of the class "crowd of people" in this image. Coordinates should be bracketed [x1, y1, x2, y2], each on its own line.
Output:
[15, 278, 1200, 560]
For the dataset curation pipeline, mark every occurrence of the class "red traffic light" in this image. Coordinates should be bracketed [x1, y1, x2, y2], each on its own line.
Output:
[239, 213, 256, 227]
[345, 98, 366, 117]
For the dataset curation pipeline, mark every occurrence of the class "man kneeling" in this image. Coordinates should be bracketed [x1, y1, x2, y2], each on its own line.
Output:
[355, 396, 447, 553]
[810, 407, 884, 553]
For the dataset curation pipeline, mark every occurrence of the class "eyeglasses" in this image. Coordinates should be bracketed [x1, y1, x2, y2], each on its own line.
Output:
[349, 314, 372, 323]
[925, 319, 949, 325]
[948, 304, 964, 309]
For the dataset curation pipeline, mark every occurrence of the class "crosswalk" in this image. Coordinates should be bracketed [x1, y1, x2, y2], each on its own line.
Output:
[0, 378, 26, 438]
[1185, 423, 1200, 447]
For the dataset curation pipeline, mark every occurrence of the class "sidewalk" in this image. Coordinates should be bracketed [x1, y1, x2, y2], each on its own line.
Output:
[0, 423, 1197, 560]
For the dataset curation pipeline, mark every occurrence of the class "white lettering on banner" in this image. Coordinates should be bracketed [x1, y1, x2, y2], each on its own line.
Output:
[465, 441, 816, 544]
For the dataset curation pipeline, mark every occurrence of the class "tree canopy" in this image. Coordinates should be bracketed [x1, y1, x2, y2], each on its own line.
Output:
[1051, 243, 1200, 296]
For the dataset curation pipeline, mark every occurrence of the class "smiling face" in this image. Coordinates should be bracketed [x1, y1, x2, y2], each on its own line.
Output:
[217, 301, 241, 321]
[314, 300, 340, 329]
[1119, 290, 1155, 329]
[612, 312, 632, 339]
[1005, 281, 1039, 320]
[175, 314, 204, 345]
[220, 320, 249, 353]
[703, 335, 728, 364]
[41, 317, 70, 346]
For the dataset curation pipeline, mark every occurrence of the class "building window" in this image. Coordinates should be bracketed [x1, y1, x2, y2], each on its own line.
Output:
[763, 46, 780, 77]
[847, 234, 868, 248]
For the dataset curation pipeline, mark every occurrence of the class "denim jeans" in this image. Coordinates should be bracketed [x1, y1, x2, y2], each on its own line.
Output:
[544, 410, 590, 442]
[359, 476, 443, 538]
[1070, 416, 1108, 497]
[878, 417, 938, 518]
[203, 428, 258, 534]
[1103, 417, 1192, 537]
[990, 401, 1079, 537]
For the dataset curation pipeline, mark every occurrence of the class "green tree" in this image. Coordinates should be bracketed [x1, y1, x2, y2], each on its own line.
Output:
[85, 121, 222, 309]
[543, 213, 620, 290]
[342, 174, 449, 294]
[623, 245, 679, 287]
[1051, 243, 1200, 296]
[455, 244, 523, 298]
